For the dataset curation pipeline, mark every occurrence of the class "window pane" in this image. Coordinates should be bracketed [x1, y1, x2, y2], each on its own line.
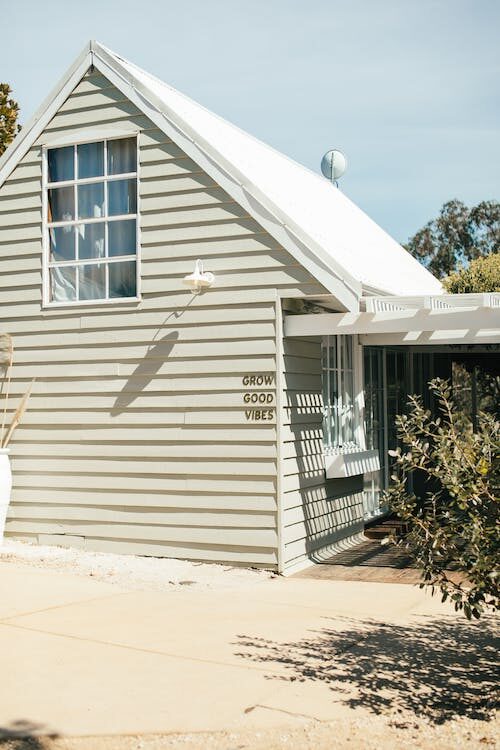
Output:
[108, 179, 137, 216]
[77, 141, 104, 179]
[344, 336, 353, 370]
[78, 182, 104, 219]
[79, 263, 106, 300]
[108, 219, 136, 256]
[330, 337, 337, 370]
[48, 147, 74, 182]
[48, 186, 75, 222]
[50, 265, 76, 302]
[108, 138, 136, 175]
[50, 226, 76, 261]
[109, 261, 136, 298]
[78, 222, 105, 260]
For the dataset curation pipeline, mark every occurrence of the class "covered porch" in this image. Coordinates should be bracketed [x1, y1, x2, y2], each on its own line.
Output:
[284, 292, 500, 526]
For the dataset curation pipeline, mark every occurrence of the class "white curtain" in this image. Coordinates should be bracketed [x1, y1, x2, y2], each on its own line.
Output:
[51, 266, 76, 302]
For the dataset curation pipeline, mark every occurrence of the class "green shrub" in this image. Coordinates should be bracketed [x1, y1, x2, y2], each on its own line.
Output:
[384, 378, 499, 619]
[444, 253, 500, 293]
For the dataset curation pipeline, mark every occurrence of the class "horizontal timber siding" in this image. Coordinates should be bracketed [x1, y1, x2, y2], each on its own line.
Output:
[281, 332, 364, 572]
[0, 70, 327, 567]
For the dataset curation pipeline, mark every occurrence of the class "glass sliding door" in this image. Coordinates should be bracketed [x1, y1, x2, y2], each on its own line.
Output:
[363, 346, 440, 520]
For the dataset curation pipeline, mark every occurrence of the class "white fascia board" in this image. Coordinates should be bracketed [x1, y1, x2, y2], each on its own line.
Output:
[360, 330, 500, 346]
[0, 43, 93, 185]
[91, 43, 361, 312]
[284, 307, 500, 337]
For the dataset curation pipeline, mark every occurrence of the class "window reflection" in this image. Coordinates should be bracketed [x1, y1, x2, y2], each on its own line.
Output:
[77, 182, 105, 219]
[79, 263, 106, 300]
[109, 261, 136, 298]
[77, 141, 104, 179]
[48, 146, 74, 182]
[48, 186, 74, 222]
[108, 219, 136, 256]
[108, 179, 137, 216]
[108, 138, 136, 175]
[50, 266, 76, 302]
[78, 222, 105, 260]
[50, 226, 76, 261]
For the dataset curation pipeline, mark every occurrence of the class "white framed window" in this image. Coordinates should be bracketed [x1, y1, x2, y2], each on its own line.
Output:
[322, 335, 357, 452]
[42, 136, 140, 306]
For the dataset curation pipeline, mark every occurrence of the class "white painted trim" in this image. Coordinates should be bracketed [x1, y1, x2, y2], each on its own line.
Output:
[275, 295, 285, 574]
[363, 293, 500, 312]
[284, 306, 500, 338]
[360, 330, 500, 346]
[41, 144, 50, 307]
[41, 296, 141, 310]
[135, 132, 142, 302]
[42, 126, 140, 148]
[354, 337, 366, 450]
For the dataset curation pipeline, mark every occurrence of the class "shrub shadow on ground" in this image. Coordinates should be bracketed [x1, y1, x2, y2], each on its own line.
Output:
[0, 720, 58, 749]
[234, 615, 499, 725]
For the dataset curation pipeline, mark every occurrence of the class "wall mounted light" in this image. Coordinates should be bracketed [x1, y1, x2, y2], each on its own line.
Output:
[182, 259, 215, 294]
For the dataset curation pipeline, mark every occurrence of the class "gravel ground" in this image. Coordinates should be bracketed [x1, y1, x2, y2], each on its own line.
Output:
[0, 540, 275, 592]
[0, 716, 498, 750]
[1, 540, 498, 750]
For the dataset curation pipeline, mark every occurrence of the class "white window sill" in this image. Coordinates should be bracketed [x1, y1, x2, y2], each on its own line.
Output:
[325, 449, 380, 479]
[42, 296, 141, 310]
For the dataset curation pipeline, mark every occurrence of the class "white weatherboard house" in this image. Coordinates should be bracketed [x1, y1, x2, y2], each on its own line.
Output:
[0, 42, 498, 573]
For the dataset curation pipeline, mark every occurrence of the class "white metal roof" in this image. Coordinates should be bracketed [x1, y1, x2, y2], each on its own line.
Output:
[0, 41, 443, 307]
[103, 44, 442, 299]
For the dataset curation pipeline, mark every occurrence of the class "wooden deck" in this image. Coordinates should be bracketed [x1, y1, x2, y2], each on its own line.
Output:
[294, 539, 424, 584]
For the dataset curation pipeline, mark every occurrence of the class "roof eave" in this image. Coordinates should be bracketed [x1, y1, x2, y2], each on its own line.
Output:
[0, 42, 93, 185]
[0, 41, 362, 311]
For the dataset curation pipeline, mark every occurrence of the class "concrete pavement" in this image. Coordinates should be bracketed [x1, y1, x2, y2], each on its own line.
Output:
[0, 560, 496, 742]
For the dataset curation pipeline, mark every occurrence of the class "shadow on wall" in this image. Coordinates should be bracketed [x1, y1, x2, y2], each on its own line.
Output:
[0, 720, 58, 749]
[234, 615, 499, 725]
[289, 419, 364, 562]
[110, 330, 179, 416]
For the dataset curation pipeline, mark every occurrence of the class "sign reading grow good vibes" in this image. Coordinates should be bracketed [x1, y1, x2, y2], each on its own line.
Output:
[242, 374, 275, 421]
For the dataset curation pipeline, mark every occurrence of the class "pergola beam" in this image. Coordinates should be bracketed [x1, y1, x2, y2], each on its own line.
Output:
[359, 330, 500, 346]
[284, 307, 500, 341]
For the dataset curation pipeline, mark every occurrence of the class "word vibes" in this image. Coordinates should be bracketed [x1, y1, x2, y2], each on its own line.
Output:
[242, 373, 275, 422]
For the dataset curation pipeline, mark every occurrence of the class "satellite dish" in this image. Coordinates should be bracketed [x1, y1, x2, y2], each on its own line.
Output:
[321, 149, 347, 184]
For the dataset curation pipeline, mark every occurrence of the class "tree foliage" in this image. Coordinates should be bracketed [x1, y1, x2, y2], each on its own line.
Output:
[405, 199, 500, 278]
[0, 83, 21, 157]
[384, 378, 499, 619]
[444, 252, 500, 294]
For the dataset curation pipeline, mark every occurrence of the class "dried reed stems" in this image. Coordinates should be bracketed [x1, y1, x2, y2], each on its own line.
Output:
[0, 334, 13, 447]
[3, 379, 34, 449]
[0, 334, 34, 448]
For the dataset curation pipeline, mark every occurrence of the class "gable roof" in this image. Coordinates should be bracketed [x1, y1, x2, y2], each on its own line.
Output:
[0, 41, 442, 310]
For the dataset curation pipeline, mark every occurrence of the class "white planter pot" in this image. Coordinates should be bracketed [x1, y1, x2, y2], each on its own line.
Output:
[0, 449, 12, 544]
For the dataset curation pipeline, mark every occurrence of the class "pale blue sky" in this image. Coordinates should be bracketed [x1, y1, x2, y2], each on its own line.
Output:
[3, 0, 499, 243]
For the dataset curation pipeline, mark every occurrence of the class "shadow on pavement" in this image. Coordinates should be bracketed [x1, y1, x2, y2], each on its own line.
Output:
[234, 615, 499, 725]
[0, 720, 58, 749]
